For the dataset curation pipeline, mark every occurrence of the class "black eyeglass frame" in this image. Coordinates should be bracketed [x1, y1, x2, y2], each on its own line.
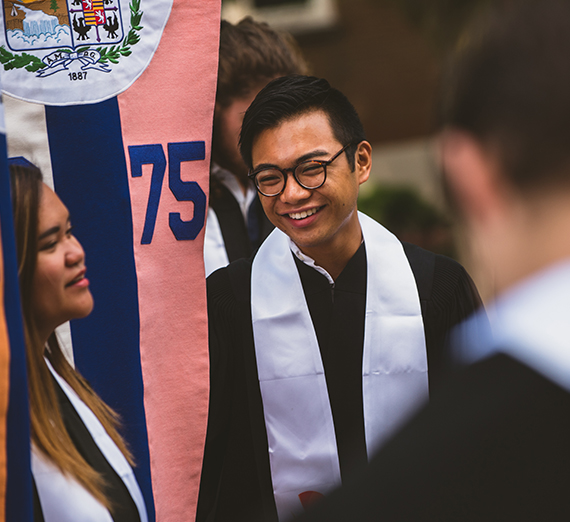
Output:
[248, 143, 353, 197]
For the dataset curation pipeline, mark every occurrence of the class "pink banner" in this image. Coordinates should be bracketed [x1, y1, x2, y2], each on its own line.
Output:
[119, 1, 219, 519]
[1, 0, 220, 519]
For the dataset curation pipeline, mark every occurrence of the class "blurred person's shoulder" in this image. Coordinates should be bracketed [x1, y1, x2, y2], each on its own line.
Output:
[401, 241, 482, 309]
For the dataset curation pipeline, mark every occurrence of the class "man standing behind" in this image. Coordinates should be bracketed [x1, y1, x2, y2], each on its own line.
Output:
[294, 2, 570, 520]
[204, 18, 308, 276]
[197, 75, 483, 522]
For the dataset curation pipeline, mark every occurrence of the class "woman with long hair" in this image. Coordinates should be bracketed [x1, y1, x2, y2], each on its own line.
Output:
[10, 161, 148, 522]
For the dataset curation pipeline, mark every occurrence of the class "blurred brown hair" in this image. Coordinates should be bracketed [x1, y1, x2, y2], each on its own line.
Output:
[438, 0, 570, 193]
[216, 17, 309, 107]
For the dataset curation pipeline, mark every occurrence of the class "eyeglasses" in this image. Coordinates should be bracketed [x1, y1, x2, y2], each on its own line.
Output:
[248, 143, 352, 197]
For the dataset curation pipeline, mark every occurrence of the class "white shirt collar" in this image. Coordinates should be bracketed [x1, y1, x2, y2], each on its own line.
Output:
[288, 237, 335, 285]
[455, 259, 570, 392]
[211, 163, 257, 220]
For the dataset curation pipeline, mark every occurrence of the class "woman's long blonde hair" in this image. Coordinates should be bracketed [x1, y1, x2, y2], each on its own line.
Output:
[10, 164, 133, 510]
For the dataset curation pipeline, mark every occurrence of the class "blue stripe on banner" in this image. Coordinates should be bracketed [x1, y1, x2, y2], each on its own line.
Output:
[0, 133, 34, 522]
[45, 99, 156, 521]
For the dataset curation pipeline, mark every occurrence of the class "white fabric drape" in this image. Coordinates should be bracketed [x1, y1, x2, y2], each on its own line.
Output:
[251, 212, 428, 521]
[32, 360, 148, 522]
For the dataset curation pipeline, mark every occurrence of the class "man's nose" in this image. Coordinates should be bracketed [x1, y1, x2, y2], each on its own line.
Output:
[280, 171, 312, 203]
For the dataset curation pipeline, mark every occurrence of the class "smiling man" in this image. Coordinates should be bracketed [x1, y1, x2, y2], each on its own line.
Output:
[197, 76, 483, 522]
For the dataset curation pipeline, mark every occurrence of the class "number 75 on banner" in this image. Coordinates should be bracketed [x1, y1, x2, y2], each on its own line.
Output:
[129, 142, 207, 245]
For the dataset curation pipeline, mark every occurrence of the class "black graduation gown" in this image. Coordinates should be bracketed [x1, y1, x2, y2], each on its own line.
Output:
[197, 242, 483, 522]
[294, 353, 570, 522]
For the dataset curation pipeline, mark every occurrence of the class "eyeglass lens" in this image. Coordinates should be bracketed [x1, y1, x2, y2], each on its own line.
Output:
[256, 161, 325, 196]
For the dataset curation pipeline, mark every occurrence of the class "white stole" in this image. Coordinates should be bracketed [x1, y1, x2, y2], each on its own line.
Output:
[204, 207, 230, 277]
[32, 360, 148, 522]
[251, 212, 428, 521]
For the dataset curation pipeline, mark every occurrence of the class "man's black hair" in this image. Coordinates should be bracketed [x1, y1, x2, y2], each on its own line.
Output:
[439, 0, 570, 192]
[239, 75, 366, 171]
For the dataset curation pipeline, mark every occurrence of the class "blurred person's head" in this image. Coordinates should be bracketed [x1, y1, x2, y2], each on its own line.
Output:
[439, 0, 570, 293]
[240, 75, 372, 278]
[213, 17, 308, 185]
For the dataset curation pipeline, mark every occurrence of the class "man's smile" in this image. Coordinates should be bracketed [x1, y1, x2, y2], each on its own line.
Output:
[287, 206, 323, 220]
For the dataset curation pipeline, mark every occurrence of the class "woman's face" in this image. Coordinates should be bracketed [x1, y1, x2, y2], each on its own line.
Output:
[31, 184, 93, 341]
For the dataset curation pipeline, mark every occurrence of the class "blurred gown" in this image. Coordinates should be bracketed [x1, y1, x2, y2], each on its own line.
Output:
[294, 259, 570, 522]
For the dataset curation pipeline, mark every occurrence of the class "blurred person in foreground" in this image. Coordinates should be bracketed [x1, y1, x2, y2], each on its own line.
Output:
[197, 75, 483, 522]
[204, 17, 308, 276]
[294, 2, 570, 520]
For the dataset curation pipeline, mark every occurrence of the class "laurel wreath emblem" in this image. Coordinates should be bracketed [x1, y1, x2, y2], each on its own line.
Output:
[96, 0, 142, 64]
[0, 0, 143, 72]
[0, 47, 45, 72]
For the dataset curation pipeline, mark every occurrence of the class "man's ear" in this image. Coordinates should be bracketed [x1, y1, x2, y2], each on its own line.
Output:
[354, 141, 372, 185]
[440, 129, 506, 225]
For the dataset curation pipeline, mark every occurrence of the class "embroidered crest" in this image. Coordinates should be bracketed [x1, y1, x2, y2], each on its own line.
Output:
[0, 0, 171, 105]
[1, 0, 139, 74]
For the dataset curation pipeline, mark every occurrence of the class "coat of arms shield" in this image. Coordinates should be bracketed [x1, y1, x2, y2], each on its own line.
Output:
[0, 0, 172, 104]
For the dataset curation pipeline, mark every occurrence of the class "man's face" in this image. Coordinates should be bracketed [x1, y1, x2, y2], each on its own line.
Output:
[252, 110, 370, 260]
[212, 91, 259, 183]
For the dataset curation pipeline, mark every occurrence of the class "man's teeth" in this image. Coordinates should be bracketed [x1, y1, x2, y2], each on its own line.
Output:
[289, 208, 318, 220]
